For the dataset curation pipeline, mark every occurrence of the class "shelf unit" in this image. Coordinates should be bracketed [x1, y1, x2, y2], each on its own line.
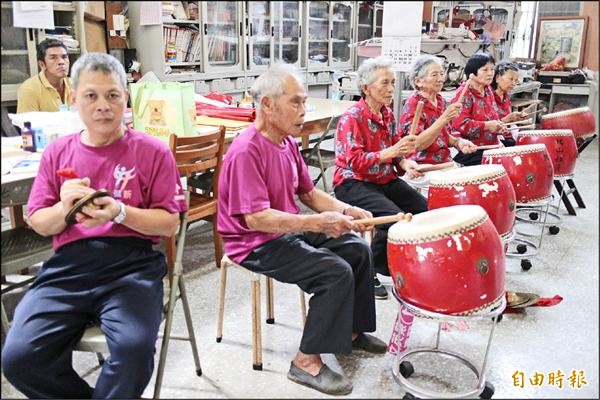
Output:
[1, 1, 86, 104]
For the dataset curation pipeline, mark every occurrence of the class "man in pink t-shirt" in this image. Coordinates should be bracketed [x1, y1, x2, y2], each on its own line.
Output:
[2, 53, 186, 399]
[218, 63, 389, 396]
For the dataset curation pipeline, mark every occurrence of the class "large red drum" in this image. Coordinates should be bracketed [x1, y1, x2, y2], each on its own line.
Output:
[541, 106, 596, 140]
[516, 129, 578, 178]
[428, 164, 516, 240]
[482, 144, 554, 204]
[387, 205, 505, 315]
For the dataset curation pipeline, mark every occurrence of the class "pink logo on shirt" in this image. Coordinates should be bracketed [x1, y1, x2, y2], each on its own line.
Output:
[113, 164, 136, 199]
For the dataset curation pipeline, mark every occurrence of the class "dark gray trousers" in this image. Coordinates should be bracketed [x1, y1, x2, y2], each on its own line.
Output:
[334, 179, 427, 276]
[241, 232, 375, 355]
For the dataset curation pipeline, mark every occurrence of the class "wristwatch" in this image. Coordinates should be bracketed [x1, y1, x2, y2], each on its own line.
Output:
[113, 201, 127, 224]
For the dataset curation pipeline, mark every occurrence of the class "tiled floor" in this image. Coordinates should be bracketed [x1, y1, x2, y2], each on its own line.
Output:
[2, 140, 598, 399]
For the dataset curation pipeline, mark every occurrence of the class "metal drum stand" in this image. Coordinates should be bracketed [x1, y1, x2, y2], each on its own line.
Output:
[507, 196, 553, 271]
[391, 288, 506, 399]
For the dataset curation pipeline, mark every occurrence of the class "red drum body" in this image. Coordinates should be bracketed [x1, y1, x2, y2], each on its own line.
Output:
[428, 165, 516, 240]
[516, 129, 578, 178]
[482, 144, 554, 203]
[387, 205, 505, 315]
[541, 106, 596, 140]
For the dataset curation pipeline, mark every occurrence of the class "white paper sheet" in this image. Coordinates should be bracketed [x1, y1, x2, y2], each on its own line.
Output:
[12, 1, 54, 29]
[139, 2, 162, 26]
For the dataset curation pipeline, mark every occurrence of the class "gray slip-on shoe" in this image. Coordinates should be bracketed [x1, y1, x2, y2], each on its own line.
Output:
[287, 362, 353, 395]
[352, 333, 387, 354]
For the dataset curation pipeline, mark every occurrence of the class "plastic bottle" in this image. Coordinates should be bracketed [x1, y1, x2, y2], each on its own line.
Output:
[34, 127, 46, 151]
[22, 121, 36, 152]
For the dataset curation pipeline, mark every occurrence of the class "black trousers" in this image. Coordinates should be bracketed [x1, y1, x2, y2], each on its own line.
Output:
[334, 179, 427, 276]
[241, 232, 375, 355]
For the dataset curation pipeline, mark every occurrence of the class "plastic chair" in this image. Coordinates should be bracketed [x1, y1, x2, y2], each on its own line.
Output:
[300, 115, 340, 193]
[216, 254, 307, 371]
[74, 192, 202, 399]
[166, 126, 226, 270]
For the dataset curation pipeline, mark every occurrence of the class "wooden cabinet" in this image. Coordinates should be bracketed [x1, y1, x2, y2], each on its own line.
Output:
[1, 1, 86, 104]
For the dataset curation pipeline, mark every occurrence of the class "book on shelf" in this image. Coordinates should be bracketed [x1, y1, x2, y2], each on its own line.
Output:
[163, 25, 201, 63]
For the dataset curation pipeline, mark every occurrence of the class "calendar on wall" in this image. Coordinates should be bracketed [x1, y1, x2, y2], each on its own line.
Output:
[382, 36, 421, 72]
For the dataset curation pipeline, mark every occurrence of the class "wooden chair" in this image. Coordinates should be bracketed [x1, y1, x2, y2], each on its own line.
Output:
[217, 254, 307, 371]
[166, 126, 226, 270]
[300, 115, 340, 193]
[1, 177, 53, 333]
[74, 192, 201, 399]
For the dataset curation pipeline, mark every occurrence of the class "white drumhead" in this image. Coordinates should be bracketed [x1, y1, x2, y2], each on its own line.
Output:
[518, 129, 574, 137]
[429, 164, 506, 186]
[388, 204, 488, 244]
[542, 106, 591, 120]
[483, 143, 546, 157]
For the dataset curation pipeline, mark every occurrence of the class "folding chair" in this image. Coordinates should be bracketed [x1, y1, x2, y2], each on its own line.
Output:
[74, 192, 201, 399]
[300, 115, 340, 193]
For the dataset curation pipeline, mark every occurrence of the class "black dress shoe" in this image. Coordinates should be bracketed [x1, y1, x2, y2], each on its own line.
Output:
[352, 333, 387, 354]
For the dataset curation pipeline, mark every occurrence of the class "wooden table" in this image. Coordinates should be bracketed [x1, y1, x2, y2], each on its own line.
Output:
[196, 97, 356, 150]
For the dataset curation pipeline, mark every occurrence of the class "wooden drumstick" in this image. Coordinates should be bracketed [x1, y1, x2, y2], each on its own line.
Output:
[515, 124, 536, 132]
[416, 161, 455, 172]
[409, 100, 425, 136]
[524, 107, 548, 117]
[521, 100, 543, 114]
[476, 144, 503, 150]
[501, 118, 533, 126]
[456, 74, 474, 104]
[352, 213, 413, 226]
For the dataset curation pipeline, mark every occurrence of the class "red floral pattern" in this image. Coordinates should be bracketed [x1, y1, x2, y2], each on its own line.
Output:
[333, 98, 403, 187]
[399, 91, 453, 164]
[493, 90, 514, 139]
[450, 82, 500, 146]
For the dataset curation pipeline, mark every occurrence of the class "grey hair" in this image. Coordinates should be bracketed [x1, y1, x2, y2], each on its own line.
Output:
[408, 55, 444, 89]
[71, 52, 127, 90]
[356, 56, 393, 97]
[250, 62, 304, 112]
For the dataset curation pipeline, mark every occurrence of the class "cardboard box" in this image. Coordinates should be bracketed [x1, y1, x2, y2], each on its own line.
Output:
[85, 18, 107, 53]
[84, 1, 105, 21]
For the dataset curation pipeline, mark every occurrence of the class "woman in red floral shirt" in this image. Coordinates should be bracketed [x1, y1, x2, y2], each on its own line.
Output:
[450, 52, 508, 165]
[400, 55, 477, 165]
[492, 61, 529, 147]
[333, 56, 427, 300]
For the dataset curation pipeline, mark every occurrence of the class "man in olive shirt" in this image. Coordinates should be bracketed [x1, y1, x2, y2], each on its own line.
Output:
[17, 39, 73, 113]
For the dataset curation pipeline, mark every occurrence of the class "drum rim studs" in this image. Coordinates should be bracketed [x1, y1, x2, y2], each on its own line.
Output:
[526, 173, 535, 184]
[394, 272, 405, 288]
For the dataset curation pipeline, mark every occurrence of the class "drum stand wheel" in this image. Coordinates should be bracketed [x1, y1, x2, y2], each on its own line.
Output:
[505, 197, 553, 270]
[391, 288, 505, 399]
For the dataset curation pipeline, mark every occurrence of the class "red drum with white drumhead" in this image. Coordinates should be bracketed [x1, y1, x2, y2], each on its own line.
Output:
[428, 164, 516, 240]
[516, 129, 578, 177]
[387, 205, 505, 315]
[482, 144, 554, 204]
[541, 106, 596, 140]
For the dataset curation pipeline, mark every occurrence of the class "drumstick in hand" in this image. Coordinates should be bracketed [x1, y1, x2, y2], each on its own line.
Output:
[476, 144, 503, 150]
[501, 118, 533, 126]
[456, 74, 474, 104]
[524, 107, 548, 117]
[353, 213, 413, 227]
[409, 100, 425, 136]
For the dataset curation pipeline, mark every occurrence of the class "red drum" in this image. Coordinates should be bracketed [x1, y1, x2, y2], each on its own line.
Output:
[428, 164, 516, 240]
[482, 144, 554, 204]
[516, 129, 578, 178]
[541, 106, 596, 140]
[387, 205, 505, 315]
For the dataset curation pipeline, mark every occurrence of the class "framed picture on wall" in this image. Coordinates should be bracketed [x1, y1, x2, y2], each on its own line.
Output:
[535, 16, 587, 68]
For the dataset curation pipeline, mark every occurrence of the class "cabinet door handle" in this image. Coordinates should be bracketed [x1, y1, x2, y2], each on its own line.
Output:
[249, 22, 253, 36]
[240, 22, 243, 36]
[299, 24, 302, 38]
[271, 26, 274, 37]
[330, 29, 333, 39]
[204, 23, 207, 35]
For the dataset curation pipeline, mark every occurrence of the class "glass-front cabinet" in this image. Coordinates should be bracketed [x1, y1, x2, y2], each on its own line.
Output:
[374, 3, 383, 37]
[273, 1, 302, 67]
[356, 2, 375, 42]
[305, 1, 329, 70]
[246, 1, 273, 70]
[201, 1, 243, 73]
[329, 1, 354, 68]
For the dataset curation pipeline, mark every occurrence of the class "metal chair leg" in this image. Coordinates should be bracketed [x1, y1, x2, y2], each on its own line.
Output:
[216, 259, 228, 342]
[251, 280, 262, 371]
[266, 277, 275, 324]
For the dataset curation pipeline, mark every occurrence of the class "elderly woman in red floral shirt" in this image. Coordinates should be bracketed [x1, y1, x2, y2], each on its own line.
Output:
[333, 56, 427, 300]
[450, 52, 508, 166]
[400, 55, 477, 165]
[492, 61, 529, 147]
